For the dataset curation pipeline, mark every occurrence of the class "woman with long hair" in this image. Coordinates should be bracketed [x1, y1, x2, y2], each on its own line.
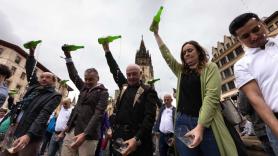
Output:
[152, 25, 237, 156]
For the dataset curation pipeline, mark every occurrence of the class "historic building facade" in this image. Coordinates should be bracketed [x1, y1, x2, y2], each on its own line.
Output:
[0, 40, 72, 106]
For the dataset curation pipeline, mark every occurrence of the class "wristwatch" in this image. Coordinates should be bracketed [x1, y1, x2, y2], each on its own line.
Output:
[134, 136, 141, 146]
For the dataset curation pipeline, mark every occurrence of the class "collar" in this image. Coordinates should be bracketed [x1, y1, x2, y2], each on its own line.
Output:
[165, 106, 173, 109]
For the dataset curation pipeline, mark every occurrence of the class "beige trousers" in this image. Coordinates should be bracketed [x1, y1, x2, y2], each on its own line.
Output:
[61, 130, 98, 156]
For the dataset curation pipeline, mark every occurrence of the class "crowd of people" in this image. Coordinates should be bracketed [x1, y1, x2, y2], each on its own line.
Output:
[0, 11, 277, 156]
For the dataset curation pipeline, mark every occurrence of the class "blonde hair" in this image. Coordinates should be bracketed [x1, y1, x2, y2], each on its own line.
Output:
[54, 97, 71, 116]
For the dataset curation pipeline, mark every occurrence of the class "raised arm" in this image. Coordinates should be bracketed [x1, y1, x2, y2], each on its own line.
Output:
[153, 25, 182, 76]
[102, 43, 127, 88]
[25, 48, 39, 86]
[62, 47, 84, 90]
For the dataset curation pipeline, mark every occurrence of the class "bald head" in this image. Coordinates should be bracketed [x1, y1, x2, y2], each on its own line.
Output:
[39, 72, 56, 86]
[163, 94, 173, 107]
[126, 64, 141, 86]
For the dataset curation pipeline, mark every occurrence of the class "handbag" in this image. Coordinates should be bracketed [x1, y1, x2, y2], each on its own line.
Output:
[220, 99, 243, 125]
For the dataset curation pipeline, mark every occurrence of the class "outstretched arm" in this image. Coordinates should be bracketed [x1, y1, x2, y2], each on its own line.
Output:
[25, 48, 38, 86]
[102, 43, 127, 88]
[153, 25, 182, 76]
[62, 46, 84, 90]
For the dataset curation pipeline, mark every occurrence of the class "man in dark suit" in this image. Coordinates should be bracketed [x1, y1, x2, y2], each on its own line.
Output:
[101, 43, 157, 156]
[153, 94, 175, 156]
[0, 46, 62, 156]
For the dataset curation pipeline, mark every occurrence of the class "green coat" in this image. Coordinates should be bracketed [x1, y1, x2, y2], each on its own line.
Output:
[159, 44, 237, 156]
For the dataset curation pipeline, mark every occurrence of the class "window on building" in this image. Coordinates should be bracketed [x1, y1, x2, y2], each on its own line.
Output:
[11, 66, 17, 75]
[275, 21, 278, 27]
[222, 84, 228, 93]
[15, 55, 21, 64]
[268, 25, 275, 32]
[227, 52, 235, 61]
[0, 47, 3, 55]
[221, 72, 225, 80]
[213, 53, 217, 59]
[226, 43, 230, 49]
[220, 57, 227, 66]
[20, 72, 26, 80]
[224, 68, 232, 78]
[16, 84, 22, 92]
[227, 81, 236, 90]
[216, 62, 221, 68]
[6, 81, 11, 87]
[219, 49, 224, 53]
[235, 46, 244, 56]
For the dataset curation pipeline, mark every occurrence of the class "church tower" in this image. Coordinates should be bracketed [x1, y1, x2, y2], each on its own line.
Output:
[135, 36, 154, 83]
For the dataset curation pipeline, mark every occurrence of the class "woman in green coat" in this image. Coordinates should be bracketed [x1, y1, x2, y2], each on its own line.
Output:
[152, 25, 237, 156]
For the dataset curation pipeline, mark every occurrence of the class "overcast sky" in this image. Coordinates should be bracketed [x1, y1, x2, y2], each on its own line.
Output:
[1, 0, 277, 99]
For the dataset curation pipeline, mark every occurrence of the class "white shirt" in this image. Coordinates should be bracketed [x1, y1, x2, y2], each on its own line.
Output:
[234, 35, 278, 112]
[159, 106, 174, 133]
[55, 106, 73, 132]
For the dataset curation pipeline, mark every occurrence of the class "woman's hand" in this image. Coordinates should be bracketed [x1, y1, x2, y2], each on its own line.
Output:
[185, 124, 205, 148]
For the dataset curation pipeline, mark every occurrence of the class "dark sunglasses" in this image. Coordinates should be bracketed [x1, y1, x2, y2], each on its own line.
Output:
[239, 25, 262, 40]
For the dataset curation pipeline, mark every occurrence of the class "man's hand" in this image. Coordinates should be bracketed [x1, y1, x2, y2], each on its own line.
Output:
[167, 137, 174, 147]
[12, 135, 30, 153]
[57, 132, 65, 141]
[121, 137, 138, 156]
[102, 42, 110, 53]
[106, 128, 112, 139]
[62, 44, 71, 58]
[70, 132, 86, 149]
[185, 124, 204, 148]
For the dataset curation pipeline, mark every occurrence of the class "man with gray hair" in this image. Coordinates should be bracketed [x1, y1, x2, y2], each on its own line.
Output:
[60, 46, 109, 156]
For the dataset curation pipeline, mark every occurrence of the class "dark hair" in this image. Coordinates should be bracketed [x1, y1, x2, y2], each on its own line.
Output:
[85, 68, 99, 75]
[0, 64, 12, 79]
[180, 41, 209, 74]
[229, 13, 260, 36]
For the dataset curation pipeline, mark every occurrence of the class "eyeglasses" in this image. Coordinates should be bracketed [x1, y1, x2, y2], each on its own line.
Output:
[238, 24, 262, 40]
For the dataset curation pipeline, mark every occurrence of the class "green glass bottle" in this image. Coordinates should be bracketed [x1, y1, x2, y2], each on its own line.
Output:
[98, 35, 121, 44]
[147, 78, 160, 85]
[23, 40, 42, 49]
[59, 80, 69, 86]
[150, 6, 164, 32]
[62, 44, 84, 52]
[8, 89, 18, 96]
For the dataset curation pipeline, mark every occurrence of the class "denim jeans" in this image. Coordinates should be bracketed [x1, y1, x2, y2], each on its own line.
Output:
[174, 113, 220, 156]
[266, 125, 278, 156]
[48, 134, 63, 156]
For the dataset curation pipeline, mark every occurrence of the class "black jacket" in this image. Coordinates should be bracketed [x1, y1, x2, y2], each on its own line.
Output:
[105, 51, 157, 144]
[65, 60, 109, 140]
[13, 56, 62, 141]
